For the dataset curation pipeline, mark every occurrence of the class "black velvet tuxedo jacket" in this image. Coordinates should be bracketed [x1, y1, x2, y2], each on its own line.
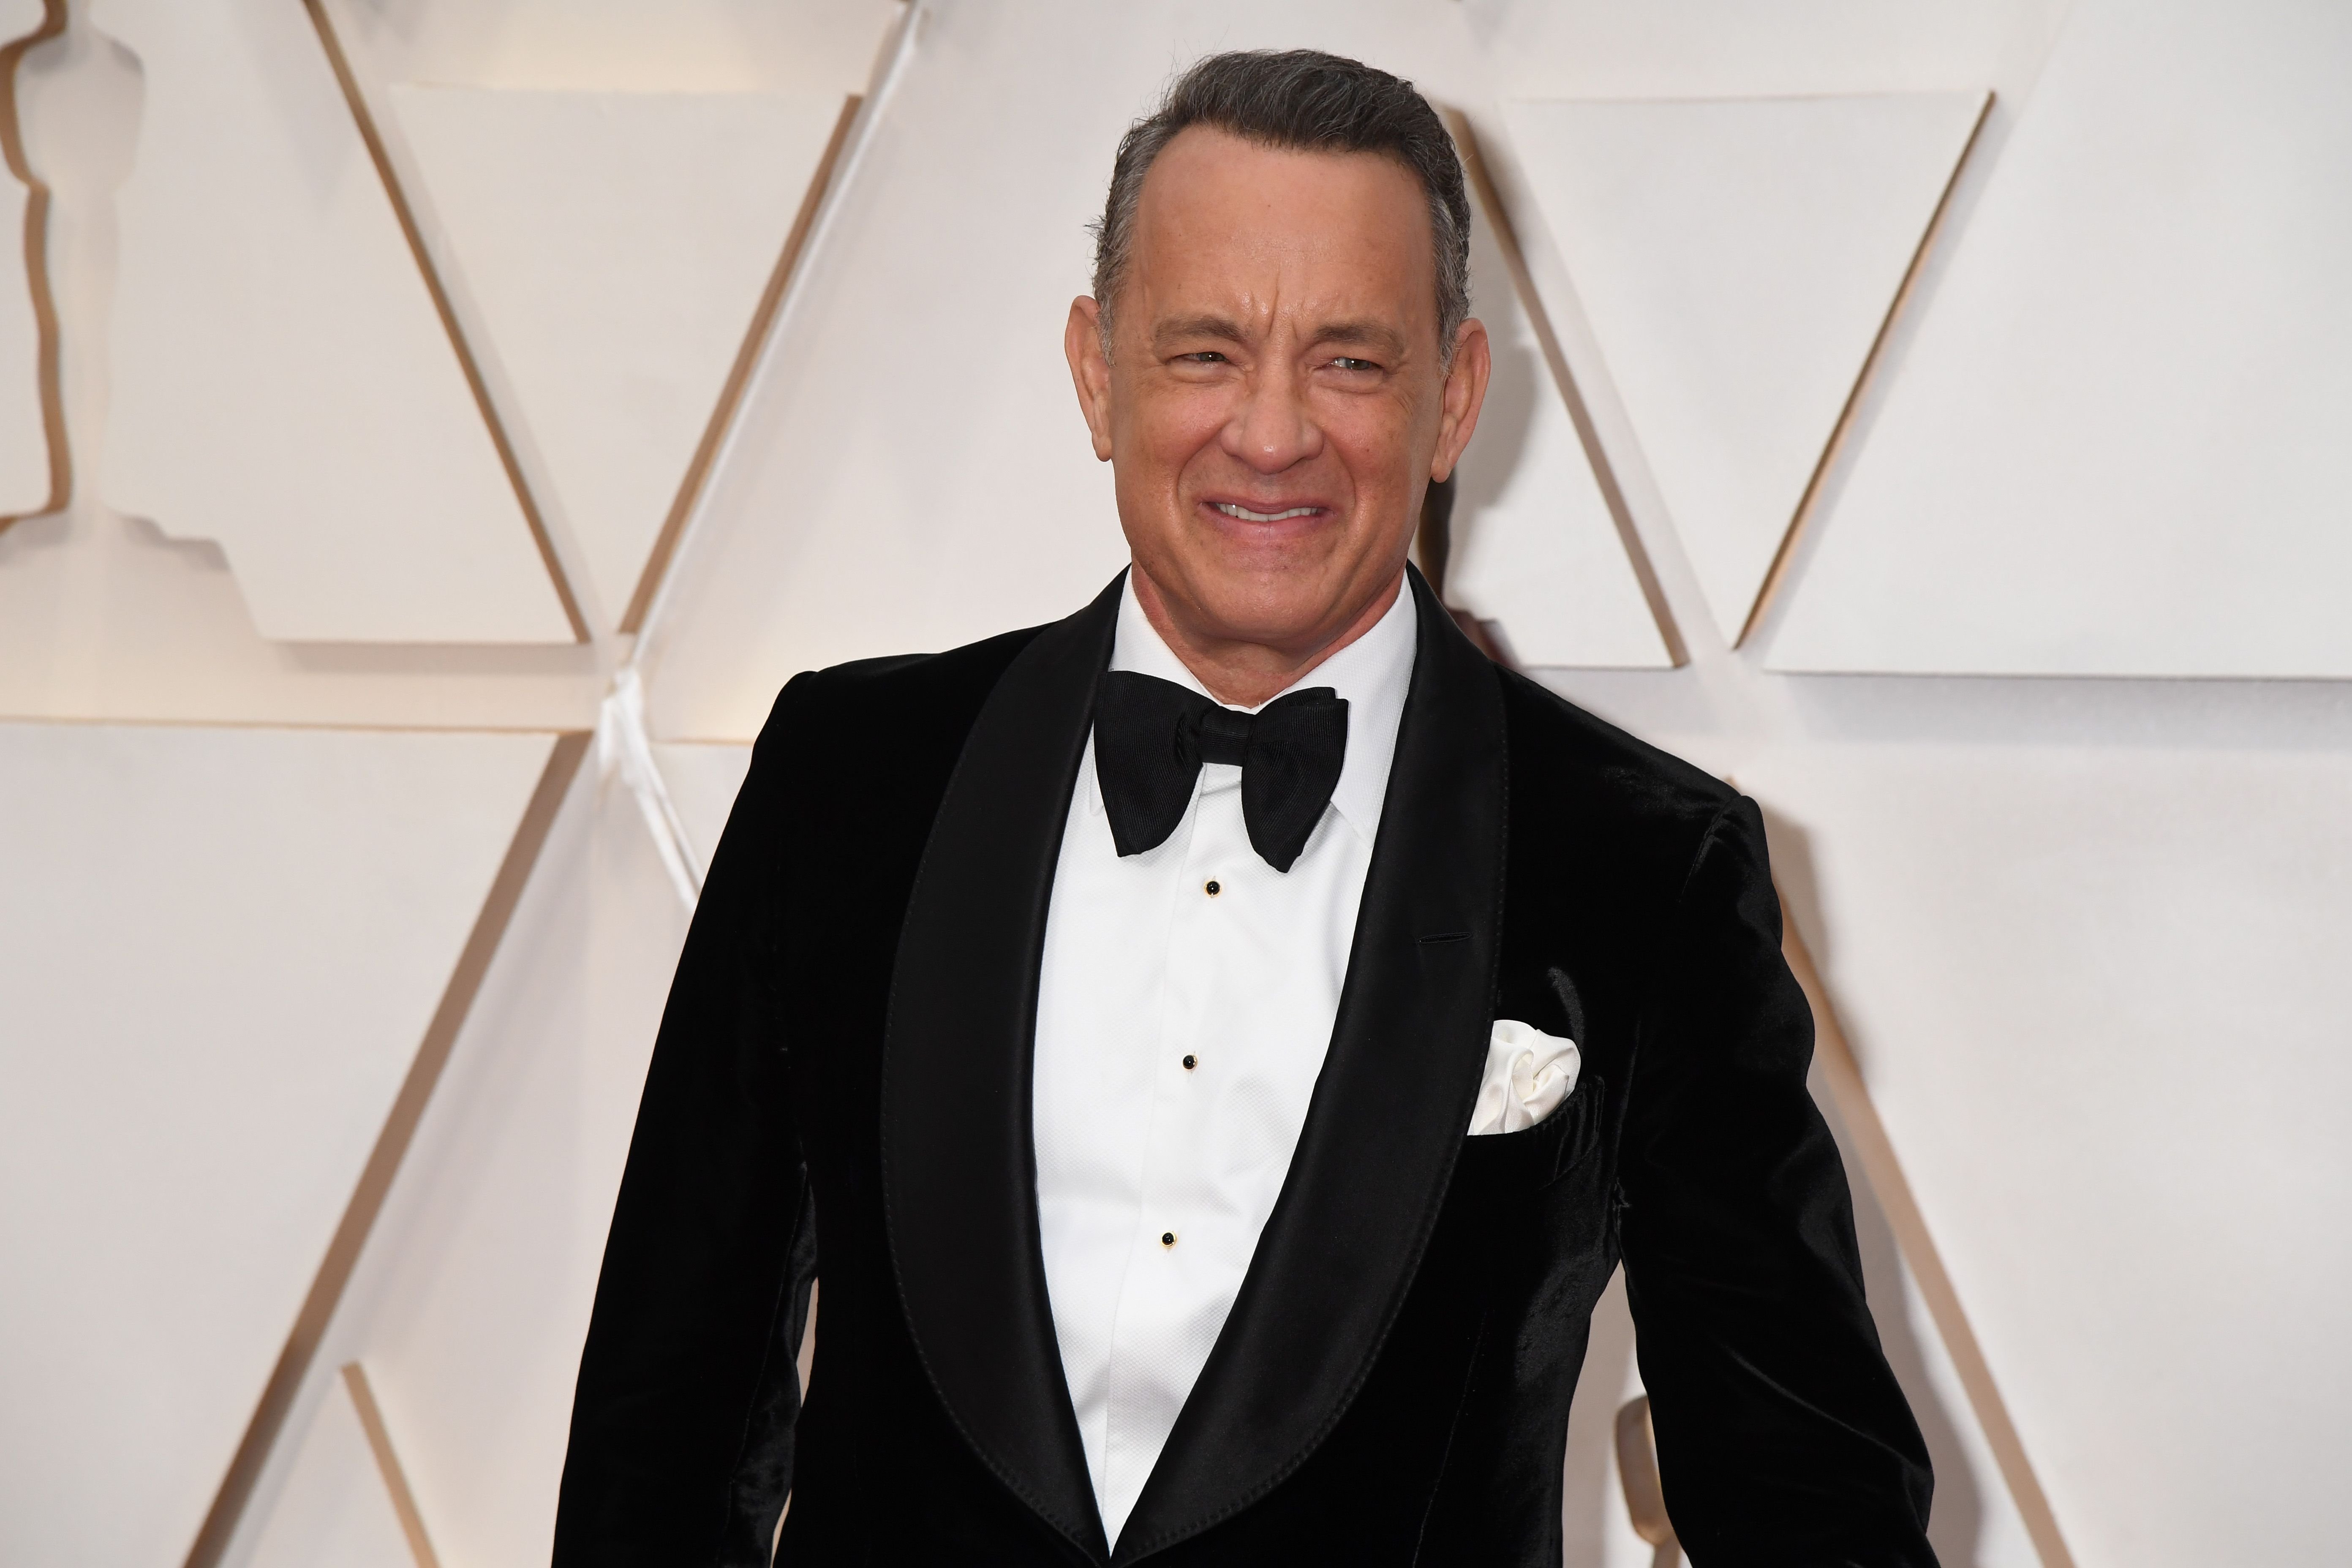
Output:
[554, 570, 1935, 1567]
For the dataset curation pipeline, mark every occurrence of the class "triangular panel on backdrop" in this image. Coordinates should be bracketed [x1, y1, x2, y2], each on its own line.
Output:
[225, 768, 704, 1566]
[1444, 155, 1674, 669]
[245, 1370, 425, 1568]
[1502, 93, 1987, 645]
[1744, 735, 2352, 1562]
[1767, 0, 2352, 678]
[388, 87, 851, 629]
[0, 722, 557, 1566]
[104, 0, 581, 642]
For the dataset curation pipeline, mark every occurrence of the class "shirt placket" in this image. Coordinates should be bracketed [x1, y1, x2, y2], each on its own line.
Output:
[1098, 762, 1245, 1510]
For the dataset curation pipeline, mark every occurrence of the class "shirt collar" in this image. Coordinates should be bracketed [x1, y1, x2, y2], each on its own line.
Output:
[1104, 570, 1418, 845]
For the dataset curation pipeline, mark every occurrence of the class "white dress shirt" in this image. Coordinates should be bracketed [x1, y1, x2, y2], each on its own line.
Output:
[1032, 575, 1417, 1544]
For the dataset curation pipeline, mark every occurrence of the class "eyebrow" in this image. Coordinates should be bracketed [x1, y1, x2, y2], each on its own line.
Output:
[1150, 314, 1410, 360]
[1312, 319, 1410, 360]
[1152, 314, 1250, 350]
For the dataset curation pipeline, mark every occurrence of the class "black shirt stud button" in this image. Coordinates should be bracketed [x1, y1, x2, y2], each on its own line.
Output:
[1203, 879, 1221, 897]
[1182, 1054, 1197, 1070]
[1161, 1231, 1177, 1247]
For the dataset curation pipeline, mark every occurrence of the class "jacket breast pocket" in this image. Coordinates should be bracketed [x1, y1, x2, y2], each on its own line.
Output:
[1456, 1074, 1605, 1192]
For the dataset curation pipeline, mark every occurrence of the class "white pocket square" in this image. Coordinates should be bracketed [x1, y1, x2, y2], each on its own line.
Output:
[1467, 1019, 1581, 1136]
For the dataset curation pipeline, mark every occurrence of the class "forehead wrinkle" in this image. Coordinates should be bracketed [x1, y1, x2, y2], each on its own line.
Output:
[1133, 212, 1425, 368]
[1150, 312, 1250, 351]
[1119, 126, 1445, 355]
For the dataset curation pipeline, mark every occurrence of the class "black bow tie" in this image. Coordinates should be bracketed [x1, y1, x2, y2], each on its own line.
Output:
[1093, 670, 1350, 873]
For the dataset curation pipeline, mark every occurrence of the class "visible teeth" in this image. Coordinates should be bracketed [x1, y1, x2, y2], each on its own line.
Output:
[1214, 502, 1319, 522]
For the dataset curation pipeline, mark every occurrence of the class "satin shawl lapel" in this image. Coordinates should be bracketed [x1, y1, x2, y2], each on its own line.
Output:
[882, 575, 1123, 1563]
[1115, 569, 1509, 1562]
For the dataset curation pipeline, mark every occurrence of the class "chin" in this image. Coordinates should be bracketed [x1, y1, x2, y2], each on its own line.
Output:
[1190, 578, 1352, 648]
[1200, 525, 1348, 585]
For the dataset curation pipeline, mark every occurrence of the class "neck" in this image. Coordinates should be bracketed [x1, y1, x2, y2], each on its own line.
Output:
[1130, 564, 1407, 708]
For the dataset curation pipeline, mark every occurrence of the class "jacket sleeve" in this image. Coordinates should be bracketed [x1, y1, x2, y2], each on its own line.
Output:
[1619, 795, 1938, 1566]
[554, 682, 819, 1568]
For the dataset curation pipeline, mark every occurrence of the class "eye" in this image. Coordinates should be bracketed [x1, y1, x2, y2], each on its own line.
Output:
[1176, 351, 1229, 365]
[1328, 356, 1380, 373]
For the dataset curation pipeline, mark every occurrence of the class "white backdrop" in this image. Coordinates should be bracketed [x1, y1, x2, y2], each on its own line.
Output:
[3, 3, 2346, 1565]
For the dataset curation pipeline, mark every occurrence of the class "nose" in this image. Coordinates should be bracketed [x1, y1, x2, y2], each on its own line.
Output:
[1221, 353, 1323, 475]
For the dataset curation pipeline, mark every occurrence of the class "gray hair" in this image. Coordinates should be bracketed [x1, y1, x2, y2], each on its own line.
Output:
[1089, 50, 1473, 363]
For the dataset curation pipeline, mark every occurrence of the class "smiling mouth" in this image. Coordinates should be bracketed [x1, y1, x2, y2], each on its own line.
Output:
[1211, 501, 1323, 523]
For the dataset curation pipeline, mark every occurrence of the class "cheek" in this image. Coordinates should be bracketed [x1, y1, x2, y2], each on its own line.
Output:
[1131, 384, 1235, 473]
[1318, 397, 1420, 498]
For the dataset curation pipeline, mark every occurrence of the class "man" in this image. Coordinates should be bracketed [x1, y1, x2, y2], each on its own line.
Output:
[555, 50, 1934, 1567]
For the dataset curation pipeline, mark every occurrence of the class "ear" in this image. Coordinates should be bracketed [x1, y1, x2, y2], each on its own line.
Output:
[1429, 317, 1492, 484]
[1065, 296, 1116, 462]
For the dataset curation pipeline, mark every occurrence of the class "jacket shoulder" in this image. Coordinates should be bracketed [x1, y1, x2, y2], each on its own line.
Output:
[1497, 664, 1734, 843]
[754, 624, 1043, 756]
[719, 624, 1050, 850]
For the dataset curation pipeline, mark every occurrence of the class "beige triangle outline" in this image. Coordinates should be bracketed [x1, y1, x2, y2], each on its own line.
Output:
[1737, 93, 1993, 647]
[341, 1362, 442, 1568]
[1778, 886, 2080, 1568]
[299, 0, 589, 643]
[619, 91, 864, 634]
[1448, 109, 1688, 668]
[180, 730, 591, 1568]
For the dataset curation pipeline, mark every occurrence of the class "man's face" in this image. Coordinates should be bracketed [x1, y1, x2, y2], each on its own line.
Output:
[1067, 127, 1489, 662]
